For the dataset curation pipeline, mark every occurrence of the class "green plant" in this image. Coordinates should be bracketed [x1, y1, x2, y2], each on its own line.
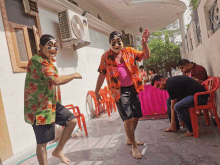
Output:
[190, 0, 199, 11]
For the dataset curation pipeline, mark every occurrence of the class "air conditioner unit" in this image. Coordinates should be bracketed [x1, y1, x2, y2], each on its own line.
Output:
[123, 34, 134, 46]
[58, 9, 90, 49]
[23, 0, 39, 16]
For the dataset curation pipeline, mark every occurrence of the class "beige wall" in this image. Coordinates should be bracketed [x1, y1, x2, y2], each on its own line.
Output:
[182, 0, 220, 114]
[0, 0, 109, 160]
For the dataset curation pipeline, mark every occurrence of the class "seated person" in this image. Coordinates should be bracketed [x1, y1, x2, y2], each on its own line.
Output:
[146, 69, 156, 83]
[178, 59, 208, 84]
[139, 65, 147, 84]
[151, 75, 209, 137]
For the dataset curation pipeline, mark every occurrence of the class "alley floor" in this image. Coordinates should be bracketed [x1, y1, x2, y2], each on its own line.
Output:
[20, 112, 220, 165]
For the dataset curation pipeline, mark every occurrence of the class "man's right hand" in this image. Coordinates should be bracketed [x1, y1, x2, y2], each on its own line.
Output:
[95, 92, 102, 103]
[73, 72, 82, 79]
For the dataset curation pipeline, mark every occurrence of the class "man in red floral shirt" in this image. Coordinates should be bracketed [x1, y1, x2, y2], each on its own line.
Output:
[24, 34, 82, 165]
[95, 28, 150, 159]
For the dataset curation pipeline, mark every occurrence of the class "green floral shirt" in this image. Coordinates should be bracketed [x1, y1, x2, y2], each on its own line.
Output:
[24, 52, 61, 125]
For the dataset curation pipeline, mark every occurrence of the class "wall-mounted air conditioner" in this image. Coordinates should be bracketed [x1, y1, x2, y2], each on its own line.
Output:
[23, 0, 39, 16]
[58, 9, 90, 49]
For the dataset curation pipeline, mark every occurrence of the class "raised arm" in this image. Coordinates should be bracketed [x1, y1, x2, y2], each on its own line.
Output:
[142, 28, 151, 60]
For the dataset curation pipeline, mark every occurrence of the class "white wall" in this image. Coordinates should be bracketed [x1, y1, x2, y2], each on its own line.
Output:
[0, 10, 36, 156]
[182, 0, 220, 114]
[39, 3, 109, 146]
[0, 3, 109, 157]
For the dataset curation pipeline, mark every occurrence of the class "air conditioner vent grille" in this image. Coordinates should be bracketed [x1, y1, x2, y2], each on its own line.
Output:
[58, 11, 70, 39]
[29, 0, 38, 13]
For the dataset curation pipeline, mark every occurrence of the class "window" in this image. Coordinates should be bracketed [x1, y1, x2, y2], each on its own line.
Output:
[193, 10, 202, 44]
[0, 0, 41, 72]
[204, 0, 218, 37]
[190, 37, 193, 51]
[186, 32, 193, 52]
[185, 35, 189, 53]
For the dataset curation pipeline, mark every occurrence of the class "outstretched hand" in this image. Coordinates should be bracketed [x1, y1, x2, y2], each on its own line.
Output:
[142, 28, 150, 44]
[73, 72, 82, 79]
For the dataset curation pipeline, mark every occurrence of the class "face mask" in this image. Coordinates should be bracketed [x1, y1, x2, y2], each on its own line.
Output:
[110, 35, 123, 53]
[42, 39, 58, 60]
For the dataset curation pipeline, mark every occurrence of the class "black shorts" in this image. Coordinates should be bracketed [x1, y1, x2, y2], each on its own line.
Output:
[32, 103, 76, 144]
[115, 85, 143, 121]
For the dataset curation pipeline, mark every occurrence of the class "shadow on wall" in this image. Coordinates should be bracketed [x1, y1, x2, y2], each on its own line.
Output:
[205, 55, 214, 77]
[87, 28, 110, 52]
[0, 17, 4, 32]
[56, 46, 79, 69]
[205, 57, 220, 114]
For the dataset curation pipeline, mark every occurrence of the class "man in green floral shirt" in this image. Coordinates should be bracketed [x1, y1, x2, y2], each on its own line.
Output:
[24, 34, 82, 165]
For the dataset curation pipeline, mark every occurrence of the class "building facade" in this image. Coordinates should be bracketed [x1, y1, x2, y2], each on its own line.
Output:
[0, 0, 186, 163]
[181, 0, 220, 115]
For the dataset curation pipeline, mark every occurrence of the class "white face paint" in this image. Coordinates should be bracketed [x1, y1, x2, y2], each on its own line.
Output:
[42, 39, 58, 60]
[110, 35, 123, 53]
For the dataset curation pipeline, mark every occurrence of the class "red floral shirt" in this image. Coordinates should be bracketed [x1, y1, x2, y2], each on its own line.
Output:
[24, 52, 61, 125]
[98, 47, 144, 101]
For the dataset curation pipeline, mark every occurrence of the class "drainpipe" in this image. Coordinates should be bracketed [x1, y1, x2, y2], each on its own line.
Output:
[178, 12, 187, 55]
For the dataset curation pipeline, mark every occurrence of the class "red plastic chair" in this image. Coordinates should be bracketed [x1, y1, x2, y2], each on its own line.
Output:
[104, 86, 116, 112]
[87, 91, 100, 118]
[197, 75, 211, 116]
[189, 77, 220, 138]
[100, 87, 117, 116]
[99, 88, 111, 116]
[63, 104, 88, 136]
[98, 88, 109, 114]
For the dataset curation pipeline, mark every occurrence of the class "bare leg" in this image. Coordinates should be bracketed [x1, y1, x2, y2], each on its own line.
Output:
[133, 117, 138, 131]
[36, 143, 48, 165]
[126, 118, 143, 145]
[124, 118, 142, 159]
[52, 118, 77, 164]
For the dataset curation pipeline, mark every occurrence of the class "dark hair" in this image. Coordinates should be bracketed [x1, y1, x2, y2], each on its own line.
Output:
[178, 59, 190, 66]
[149, 69, 155, 74]
[109, 31, 123, 43]
[151, 75, 164, 86]
[40, 34, 56, 46]
[139, 65, 144, 69]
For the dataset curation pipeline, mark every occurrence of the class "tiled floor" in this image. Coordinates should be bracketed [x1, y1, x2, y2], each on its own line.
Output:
[20, 112, 220, 165]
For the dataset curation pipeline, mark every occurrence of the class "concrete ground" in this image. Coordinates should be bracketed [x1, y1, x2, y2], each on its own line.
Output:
[20, 112, 220, 165]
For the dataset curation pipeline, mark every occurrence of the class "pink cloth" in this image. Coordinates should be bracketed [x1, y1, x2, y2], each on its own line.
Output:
[117, 62, 133, 87]
[139, 71, 147, 80]
[139, 84, 169, 116]
[189, 71, 192, 77]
